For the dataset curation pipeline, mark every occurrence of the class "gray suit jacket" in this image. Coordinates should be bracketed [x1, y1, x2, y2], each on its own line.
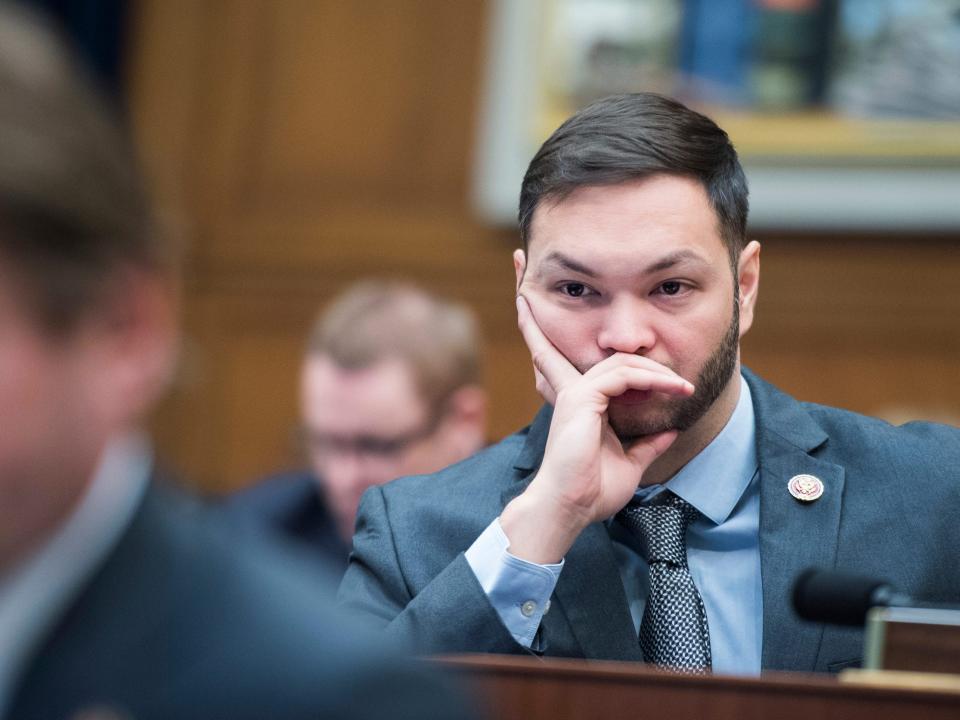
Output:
[339, 369, 960, 672]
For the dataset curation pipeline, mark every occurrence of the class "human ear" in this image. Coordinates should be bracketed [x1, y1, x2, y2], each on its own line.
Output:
[86, 269, 179, 429]
[513, 249, 527, 294]
[441, 385, 488, 457]
[736, 240, 761, 337]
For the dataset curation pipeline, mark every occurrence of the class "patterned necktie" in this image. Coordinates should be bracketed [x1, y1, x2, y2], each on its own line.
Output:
[618, 493, 712, 673]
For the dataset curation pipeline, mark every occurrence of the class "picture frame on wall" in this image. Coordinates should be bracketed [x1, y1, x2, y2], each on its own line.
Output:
[473, 0, 960, 231]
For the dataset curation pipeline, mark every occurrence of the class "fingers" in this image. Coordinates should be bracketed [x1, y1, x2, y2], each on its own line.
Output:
[581, 365, 694, 403]
[582, 351, 685, 383]
[516, 295, 580, 395]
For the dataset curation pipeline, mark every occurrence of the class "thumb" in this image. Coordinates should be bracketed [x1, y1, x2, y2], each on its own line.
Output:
[623, 430, 678, 471]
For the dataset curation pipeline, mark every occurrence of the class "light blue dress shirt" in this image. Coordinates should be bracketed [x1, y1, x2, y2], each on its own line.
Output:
[465, 375, 762, 675]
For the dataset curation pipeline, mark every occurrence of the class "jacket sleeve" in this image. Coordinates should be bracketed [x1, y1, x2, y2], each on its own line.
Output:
[337, 485, 528, 656]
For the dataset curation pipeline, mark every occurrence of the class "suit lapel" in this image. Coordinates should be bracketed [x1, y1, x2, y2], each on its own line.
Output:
[552, 523, 644, 661]
[746, 370, 845, 672]
[500, 404, 551, 524]
[758, 436, 844, 671]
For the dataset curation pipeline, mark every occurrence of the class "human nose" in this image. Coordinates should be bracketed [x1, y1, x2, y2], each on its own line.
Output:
[596, 295, 656, 355]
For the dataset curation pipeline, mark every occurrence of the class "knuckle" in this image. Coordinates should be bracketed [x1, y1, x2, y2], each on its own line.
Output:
[613, 366, 632, 382]
[531, 350, 547, 372]
[554, 387, 570, 405]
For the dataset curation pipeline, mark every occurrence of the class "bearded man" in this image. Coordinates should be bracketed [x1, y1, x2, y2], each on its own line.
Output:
[338, 93, 960, 675]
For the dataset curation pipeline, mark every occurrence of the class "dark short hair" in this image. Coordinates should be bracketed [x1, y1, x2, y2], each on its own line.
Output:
[0, 5, 170, 335]
[518, 93, 749, 263]
[307, 281, 482, 414]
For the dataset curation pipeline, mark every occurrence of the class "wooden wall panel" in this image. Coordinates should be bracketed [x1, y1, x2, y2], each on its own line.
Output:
[130, 1, 960, 494]
[744, 235, 960, 424]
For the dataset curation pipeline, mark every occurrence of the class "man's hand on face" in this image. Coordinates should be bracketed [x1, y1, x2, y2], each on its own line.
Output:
[499, 295, 695, 564]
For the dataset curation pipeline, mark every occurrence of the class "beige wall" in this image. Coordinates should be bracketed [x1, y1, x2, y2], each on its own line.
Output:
[128, 1, 960, 494]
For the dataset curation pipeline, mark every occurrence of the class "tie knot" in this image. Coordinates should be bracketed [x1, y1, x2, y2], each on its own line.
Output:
[618, 493, 698, 566]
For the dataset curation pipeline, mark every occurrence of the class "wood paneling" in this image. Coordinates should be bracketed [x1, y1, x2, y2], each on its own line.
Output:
[744, 234, 960, 422]
[128, 1, 960, 493]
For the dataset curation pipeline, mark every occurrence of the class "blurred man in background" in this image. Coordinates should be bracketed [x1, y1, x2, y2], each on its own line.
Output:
[226, 281, 487, 571]
[0, 6, 467, 718]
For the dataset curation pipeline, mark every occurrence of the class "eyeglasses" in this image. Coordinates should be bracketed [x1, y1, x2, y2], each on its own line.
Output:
[301, 417, 441, 461]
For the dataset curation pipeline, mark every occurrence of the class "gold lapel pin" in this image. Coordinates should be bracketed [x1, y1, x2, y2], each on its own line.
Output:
[788, 473, 824, 502]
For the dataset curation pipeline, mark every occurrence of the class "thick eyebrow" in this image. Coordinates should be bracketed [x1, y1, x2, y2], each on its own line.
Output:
[535, 251, 599, 279]
[642, 249, 711, 275]
[534, 249, 710, 280]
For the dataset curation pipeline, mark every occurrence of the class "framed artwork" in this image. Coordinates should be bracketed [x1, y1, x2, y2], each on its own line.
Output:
[473, 0, 960, 230]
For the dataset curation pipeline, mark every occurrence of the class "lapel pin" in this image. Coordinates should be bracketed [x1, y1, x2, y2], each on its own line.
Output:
[788, 474, 824, 502]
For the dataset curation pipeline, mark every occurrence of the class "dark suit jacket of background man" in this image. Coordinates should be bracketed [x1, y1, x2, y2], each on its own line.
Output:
[9, 482, 468, 720]
[339, 368, 960, 673]
[223, 471, 349, 575]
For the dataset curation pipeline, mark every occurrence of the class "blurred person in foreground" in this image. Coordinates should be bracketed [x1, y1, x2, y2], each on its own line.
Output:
[225, 281, 487, 572]
[339, 92, 960, 674]
[0, 6, 468, 719]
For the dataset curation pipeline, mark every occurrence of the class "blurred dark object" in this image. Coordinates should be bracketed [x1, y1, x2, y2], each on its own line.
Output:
[14, 0, 129, 101]
[222, 471, 350, 577]
[794, 570, 960, 675]
[793, 568, 911, 626]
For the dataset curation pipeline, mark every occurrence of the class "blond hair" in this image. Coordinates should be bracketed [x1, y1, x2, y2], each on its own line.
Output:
[308, 281, 481, 413]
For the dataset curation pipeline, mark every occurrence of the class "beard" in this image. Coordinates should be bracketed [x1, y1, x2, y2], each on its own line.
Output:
[607, 300, 740, 442]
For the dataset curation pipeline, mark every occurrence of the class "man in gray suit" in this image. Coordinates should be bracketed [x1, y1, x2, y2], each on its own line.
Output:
[0, 6, 467, 718]
[339, 92, 960, 674]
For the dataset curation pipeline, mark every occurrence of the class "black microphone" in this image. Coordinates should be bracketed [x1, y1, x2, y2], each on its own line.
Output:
[792, 568, 914, 626]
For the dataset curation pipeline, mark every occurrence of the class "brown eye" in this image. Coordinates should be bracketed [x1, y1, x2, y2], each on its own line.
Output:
[562, 283, 586, 297]
[660, 281, 682, 295]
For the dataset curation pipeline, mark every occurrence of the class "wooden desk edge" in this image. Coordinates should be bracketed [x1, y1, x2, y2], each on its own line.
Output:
[433, 654, 960, 705]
